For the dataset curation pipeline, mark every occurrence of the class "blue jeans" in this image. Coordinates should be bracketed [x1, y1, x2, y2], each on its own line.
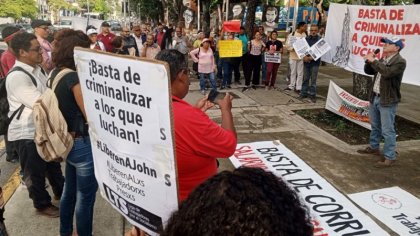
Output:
[369, 96, 398, 160]
[199, 72, 217, 91]
[215, 52, 223, 79]
[222, 61, 233, 87]
[301, 64, 320, 97]
[60, 138, 98, 236]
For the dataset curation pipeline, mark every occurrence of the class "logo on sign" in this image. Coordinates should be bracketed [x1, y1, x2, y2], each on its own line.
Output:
[371, 193, 402, 210]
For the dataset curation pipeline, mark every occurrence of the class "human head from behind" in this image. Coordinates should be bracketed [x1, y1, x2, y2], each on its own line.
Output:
[381, 36, 404, 54]
[10, 32, 42, 67]
[297, 21, 308, 33]
[161, 167, 313, 236]
[101, 21, 111, 35]
[265, 6, 278, 24]
[111, 36, 124, 50]
[52, 29, 90, 70]
[155, 49, 189, 99]
[1, 26, 21, 46]
[31, 19, 51, 40]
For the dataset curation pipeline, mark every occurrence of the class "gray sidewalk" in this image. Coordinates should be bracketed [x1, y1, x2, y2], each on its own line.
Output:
[2, 62, 420, 235]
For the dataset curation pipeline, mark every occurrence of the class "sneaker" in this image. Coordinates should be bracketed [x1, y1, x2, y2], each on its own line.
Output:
[36, 205, 59, 218]
[295, 89, 301, 94]
[6, 157, 19, 163]
[299, 95, 308, 99]
[226, 85, 232, 89]
[284, 87, 292, 91]
[251, 85, 257, 90]
[242, 86, 250, 92]
[220, 86, 225, 90]
[357, 147, 380, 155]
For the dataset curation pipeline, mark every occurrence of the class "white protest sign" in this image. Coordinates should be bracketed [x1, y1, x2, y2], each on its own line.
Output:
[286, 35, 298, 48]
[293, 37, 310, 59]
[326, 80, 371, 130]
[264, 52, 281, 63]
[229, 141, 389, 235]
[307, 38, 331, 61]
[323, 3, 420, 86]
[349, 187, 420, 236]
[74, 48, 178, 235]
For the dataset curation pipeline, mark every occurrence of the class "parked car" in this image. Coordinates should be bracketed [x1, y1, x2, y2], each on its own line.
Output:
[109, 21, 122, 32]
[53, 19, 73, 30]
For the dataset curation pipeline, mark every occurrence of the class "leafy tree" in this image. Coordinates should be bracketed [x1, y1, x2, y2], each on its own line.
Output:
[0, 0, 37, 20]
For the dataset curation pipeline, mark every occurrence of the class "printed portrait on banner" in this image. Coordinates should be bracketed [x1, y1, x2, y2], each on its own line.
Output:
[229, 3, 246, 21]
[262, 5, 280, 33]
[183, 8, 194, 30]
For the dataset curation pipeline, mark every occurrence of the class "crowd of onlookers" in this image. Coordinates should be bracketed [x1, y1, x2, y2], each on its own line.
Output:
[0, 19, 321, 236]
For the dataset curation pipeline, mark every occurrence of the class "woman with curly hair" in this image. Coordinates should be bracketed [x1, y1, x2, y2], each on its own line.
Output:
[161, 167, 313, 236]
[51, 29, 98, 236]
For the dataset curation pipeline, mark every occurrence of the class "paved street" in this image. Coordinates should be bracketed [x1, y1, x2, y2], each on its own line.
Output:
[1, 61, 419, 235]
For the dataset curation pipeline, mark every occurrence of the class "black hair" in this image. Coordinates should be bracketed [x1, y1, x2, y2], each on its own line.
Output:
[10, 32, 37, 57]
[2, 26, 20, 44]
[297, 21, 307, 29]
[161, 167, 313, 236]
[240, 26, 245, 30]
[52, 29, 90, 70]
[155, 49, 187, 82]
[86, 25, 96, 32]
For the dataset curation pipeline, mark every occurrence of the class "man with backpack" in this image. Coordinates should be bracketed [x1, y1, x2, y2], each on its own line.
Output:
[6, 33, 64, 217]
[1, 26, 21, 163]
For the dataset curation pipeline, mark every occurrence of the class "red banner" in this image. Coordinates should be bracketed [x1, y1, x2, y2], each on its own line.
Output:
[223, 21, 241, 32]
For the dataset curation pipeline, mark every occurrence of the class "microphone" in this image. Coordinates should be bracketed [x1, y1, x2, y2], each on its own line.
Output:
[365, 48, 380, 63]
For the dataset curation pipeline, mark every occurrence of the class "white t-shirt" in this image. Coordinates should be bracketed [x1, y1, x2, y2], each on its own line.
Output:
[6, 61, 48, 141]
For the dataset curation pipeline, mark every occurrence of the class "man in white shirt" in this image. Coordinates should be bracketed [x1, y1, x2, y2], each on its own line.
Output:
[285, 22, 307, 92]
[7, 32, 64, 218]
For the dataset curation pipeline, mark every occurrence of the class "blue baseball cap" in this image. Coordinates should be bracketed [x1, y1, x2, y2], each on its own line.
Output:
[381, 36, 404, 50]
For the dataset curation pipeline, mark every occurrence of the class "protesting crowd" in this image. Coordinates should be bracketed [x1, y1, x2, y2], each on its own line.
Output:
[0, 7, 407, 234]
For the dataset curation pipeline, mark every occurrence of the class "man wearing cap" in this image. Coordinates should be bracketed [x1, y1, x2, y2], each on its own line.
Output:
[97, 22, 116, 52]
[359, 36, 406, 168]
[31, 19, 54, 73]
[87, 29, 105, 51]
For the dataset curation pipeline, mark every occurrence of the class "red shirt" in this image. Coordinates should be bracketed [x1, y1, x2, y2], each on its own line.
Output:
[156, 32, 165, 48]
[1, 49, 16, 77]
[172, 96, 237, 201]
[97, 32, 116, 52]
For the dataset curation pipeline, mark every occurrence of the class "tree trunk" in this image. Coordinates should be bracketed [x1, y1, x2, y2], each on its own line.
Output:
[245, 0, 257, 39]
[202, 0, 211, 33]
[352, 72, 372, 100]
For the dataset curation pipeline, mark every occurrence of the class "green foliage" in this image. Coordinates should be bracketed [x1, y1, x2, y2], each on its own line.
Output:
[93, 0, 110, 15]
[0, 0, 37, 19]
[48, 0, 70, 12]
[131, 0, 164, 22]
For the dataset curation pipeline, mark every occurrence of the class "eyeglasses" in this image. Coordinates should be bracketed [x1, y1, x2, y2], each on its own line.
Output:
[28, 47, 42, 52]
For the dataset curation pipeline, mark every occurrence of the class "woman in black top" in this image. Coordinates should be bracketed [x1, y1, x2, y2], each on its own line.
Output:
[51, 29, 98, 236]
[264, 30, 283, 89]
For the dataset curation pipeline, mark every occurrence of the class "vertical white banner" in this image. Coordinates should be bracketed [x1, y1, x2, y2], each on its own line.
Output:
[323, 3, 420, 86]
[74, 49, 178, 235]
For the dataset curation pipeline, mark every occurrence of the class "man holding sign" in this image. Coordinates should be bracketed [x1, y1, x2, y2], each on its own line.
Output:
[155, 49, 237, 201]
[300, 25, 321, 103]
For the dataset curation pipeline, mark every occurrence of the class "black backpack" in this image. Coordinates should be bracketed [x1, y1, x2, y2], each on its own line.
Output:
[0, 66, 37, 135]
